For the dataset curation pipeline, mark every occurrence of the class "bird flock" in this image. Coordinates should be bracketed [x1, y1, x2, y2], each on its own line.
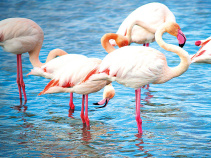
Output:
[0, 2, 210, 134]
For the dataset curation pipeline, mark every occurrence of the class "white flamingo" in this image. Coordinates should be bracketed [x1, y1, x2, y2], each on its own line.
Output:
[110, 2, 176, 47]
[0, 18, 67, 104]
[95, 22, 190, 133]
[38, 55, 113, 129]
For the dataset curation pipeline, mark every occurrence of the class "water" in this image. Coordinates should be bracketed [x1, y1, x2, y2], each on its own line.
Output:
[0, 0, 211, 157]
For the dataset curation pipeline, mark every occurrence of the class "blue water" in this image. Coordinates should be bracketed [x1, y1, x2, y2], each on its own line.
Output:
[0, 0, 211, 157]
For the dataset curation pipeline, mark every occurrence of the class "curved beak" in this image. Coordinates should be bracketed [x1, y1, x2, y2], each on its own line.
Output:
[177, 30, 186, 48]
[93, 98, 110, 108]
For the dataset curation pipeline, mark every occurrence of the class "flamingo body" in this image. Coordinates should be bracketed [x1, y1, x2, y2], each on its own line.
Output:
[191, 36, 211, 64]
[99, 46, 167, 88]
[0, 18, 43, 55]
[110, 2, 176, 45]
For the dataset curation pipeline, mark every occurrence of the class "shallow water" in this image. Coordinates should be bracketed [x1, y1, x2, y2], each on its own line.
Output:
[0, 0, 211, 157]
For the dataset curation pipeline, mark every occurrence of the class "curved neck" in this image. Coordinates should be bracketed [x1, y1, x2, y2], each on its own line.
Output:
[155, 25, 190, 80]
[29, 46, 68, 67]
[28, 43, 43, 67]
[45, 49, 68, 63]
[101, 33, 128, 53]
[101, 33, 118, 53]
[126, 20, 157, 44]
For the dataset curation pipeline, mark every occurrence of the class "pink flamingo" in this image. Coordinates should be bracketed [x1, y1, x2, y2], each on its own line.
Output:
[38, 55, 113, 129]
[93, 33, 128, 106]
[0, 18, 67, 104]
[95, 22, 189, 133]
[191, 36, 211, 64]
[29, 33, 128, 109]
[110, 2, 176, 47]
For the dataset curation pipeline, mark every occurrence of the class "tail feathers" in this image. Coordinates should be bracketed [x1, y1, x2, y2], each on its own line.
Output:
[27, 67, 52, 79]
[38, 79, 59, 96]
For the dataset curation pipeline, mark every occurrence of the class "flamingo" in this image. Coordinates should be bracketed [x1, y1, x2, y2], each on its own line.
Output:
[38, 55, 112, 129]
[110, 2, 176, 47]
[191, 36, 211, 64]
[93, 33, 128, 106]
[29, 33, 128, 109]
[0, 18, 67, 104]
[94, 22, 190, 133]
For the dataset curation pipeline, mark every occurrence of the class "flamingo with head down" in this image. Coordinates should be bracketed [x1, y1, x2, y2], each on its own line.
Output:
[29, 33, 128, 109]
[0, 18, 67, 104]
[95, 21, 189, 133]
[191, 36, 211, 64]
[38, 55, 113, 129]
[93, 33, 128, 107]
[110, 2, 176, 47]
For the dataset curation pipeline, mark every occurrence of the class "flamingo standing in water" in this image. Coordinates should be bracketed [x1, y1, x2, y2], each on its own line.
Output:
[29, 33, 128, 109]
[191, 36, 211, 64]
[0, 18, 67, 104]
[93, 33, 128, 106]
[110, 2, 176, 47]
[95, 22, 190, 133]
[38, 55, 113, 129]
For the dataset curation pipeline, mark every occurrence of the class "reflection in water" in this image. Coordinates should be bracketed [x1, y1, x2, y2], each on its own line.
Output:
[12, 98, 28, 112]
[68, 108, 75, 119]
[142, 91, 154, 103]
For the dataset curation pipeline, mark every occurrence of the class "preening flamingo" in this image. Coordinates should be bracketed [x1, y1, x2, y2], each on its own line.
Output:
[191, 36, 211, 64]
[95, 22, 190, 133]
[93, 33, 128, 106]
[0, 18, 67, 104]
[110, 2, 176, 46]
[38, 55, 112, 129]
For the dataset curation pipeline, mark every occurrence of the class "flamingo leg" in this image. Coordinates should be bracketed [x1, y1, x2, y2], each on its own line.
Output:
[85, 94, 90, 129]
[16, 54, 22, 100]
[135, 88, 143, 134]
[143, 43, 150, 89]
[69, 93, 75, 109]
[18, 54, 27, 103]
[80, 95, 85, 124]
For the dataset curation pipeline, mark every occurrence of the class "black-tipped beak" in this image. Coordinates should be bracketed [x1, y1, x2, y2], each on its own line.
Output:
[177, 30, 186, 48]
[179, 43, 185, 48]
[94, 99, 108, 108]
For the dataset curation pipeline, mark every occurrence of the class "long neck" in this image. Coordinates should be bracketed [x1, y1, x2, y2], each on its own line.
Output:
[101, 33, 118, 53]
[45, 49, 68, 63]
[28, 43, 43, 67]
[155, 26, 190, 81]
[126, 20, 157, 44]
[29, 45, 68, 67]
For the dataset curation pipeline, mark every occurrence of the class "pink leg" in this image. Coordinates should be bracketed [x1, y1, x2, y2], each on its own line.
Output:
[80, 95, 85, 124]
[135, 88, 143, 134]
[18, 54, 27, 102]
[143, 43, 150, 89]
[85, 94, 90, 129]
[69, 93, 75, 109]
[16, 55, 22, 100]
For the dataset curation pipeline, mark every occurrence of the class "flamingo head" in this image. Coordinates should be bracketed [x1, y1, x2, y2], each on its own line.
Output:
[93, 83, 115, 108]
[166, 22, 186, 48]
